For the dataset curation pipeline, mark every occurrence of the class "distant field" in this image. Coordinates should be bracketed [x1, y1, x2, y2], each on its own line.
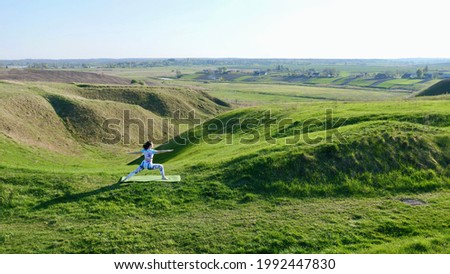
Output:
[344, 78, 378, 87]
[304, 77, 337, 85]
[196, 82, 410, 105]
[91, 68, 439, 92]
[377, 79, 439, 90]
[177, 72, 437, 92]
[90, 66, 215, 82]
[0, 68, 131, 85]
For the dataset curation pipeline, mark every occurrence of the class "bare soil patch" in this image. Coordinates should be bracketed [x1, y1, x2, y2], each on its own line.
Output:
[400, 198, 426, 206]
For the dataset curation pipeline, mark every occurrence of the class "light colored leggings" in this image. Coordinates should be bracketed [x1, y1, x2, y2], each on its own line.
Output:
[124, 161, 165, 181]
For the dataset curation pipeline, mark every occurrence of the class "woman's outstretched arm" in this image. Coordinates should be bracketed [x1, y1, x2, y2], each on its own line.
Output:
[155, 149, 173, 154]
[127, 151, 143, 155]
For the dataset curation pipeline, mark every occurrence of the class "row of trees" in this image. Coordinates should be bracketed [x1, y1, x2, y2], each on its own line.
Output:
[202, 66, 340, 78]
[416, 66, 429, 78]
[275, 67, 339, 78]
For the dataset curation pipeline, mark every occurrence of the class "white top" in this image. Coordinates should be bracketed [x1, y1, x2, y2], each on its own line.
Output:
[141, 149, 156, 163]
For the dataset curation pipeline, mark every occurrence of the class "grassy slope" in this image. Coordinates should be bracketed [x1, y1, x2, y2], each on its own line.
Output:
[1, 94, 449, 253]
[416, 79, 450, 96]
[0, 81, 229, 154]
[92, 67, 440, 92]
[0, 69, 132, 85]
[195, 82, 409, 106]
[182, 73, 436, 91]
[158, 100, 450, 196]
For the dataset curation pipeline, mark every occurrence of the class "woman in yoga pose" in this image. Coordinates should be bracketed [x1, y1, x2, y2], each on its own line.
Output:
[120, 141, 173, 182]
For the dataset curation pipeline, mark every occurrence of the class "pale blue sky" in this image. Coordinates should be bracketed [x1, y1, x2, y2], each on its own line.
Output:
[1, 0, 449, 59]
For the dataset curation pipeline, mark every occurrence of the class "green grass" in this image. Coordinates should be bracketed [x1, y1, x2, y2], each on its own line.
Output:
[0, 81, 230, 156]
[374, 79, 438, 91]
[378, 79, 422, 87]
[1, 96, 449, 253]
[198, 82, 409, 106]
[155, 99, 450, 196]
[179, 73, 201, 80]
[417, 79, 450, 97]
[1, 76, 450, 254]
[304, 77, 338, 85]
[328, 77, 351, 85]
[89, 66, 442, 93]
[235, 75, 253, 82]
[344, 78, 378, 87]
[1, 170, 449, 253]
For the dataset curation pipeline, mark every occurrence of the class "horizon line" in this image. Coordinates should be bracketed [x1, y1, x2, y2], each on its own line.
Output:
[2, 57, 450, 61]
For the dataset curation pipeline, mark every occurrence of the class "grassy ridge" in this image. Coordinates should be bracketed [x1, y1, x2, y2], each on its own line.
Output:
[417, 79, 450, 97]
[0, 81, 230, 153]
[222, 121, 449, 197]
[157, 100, 450, 198]
[74, 84, 230, 118]
[179, 72, 437, 91]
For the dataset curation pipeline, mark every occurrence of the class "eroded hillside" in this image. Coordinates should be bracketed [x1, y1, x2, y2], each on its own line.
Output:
[0, 81, 230, 157]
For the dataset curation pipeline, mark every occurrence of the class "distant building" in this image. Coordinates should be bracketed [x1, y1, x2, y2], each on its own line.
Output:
[402, 73, 414, 79]
[374, 73, 391, 80]
[253, 70, 267, 76]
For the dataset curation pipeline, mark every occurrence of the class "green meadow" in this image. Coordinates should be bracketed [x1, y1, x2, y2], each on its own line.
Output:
[1, 73, 450, 253]
[193, 82, 410, 105]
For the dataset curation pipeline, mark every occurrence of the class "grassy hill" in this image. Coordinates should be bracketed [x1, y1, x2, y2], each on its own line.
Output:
[74, 84, 230, 118]
[178, 71, 438, 92]
[1, 88, 449, 253]
[193, 82, 411, 106]
[416, 79, 450, 97]
[158, 100, 450, 197]
[0, 80, 230, 167]
[0, 69, 134, 85]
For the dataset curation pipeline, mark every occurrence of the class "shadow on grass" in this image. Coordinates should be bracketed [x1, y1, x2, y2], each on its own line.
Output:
[33, 180, 124, 210]
[127, 155, 144, 166]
